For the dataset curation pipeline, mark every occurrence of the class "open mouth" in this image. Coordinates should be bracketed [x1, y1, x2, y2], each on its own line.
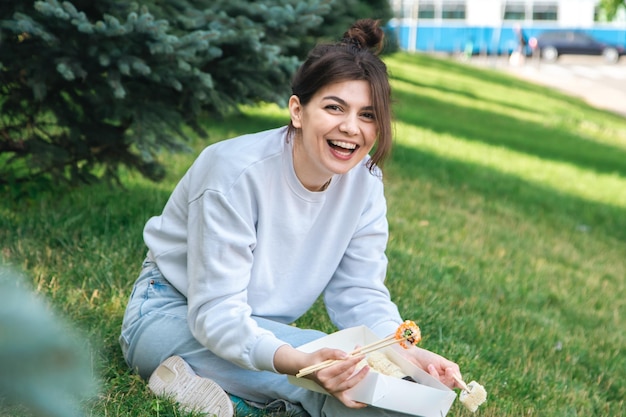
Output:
[327, 139, 358, 155]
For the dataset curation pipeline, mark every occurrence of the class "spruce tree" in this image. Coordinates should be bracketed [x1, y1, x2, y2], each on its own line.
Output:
[0, 0, 392, 187]
[307, 0, 396, 53]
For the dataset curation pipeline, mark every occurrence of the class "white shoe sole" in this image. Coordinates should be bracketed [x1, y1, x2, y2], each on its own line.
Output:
[148, 356, 234, 417]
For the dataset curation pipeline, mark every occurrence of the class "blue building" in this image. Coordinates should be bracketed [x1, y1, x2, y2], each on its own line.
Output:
[388, 0, 626, 55]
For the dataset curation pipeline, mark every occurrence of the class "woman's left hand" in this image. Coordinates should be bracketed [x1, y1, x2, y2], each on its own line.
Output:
[399, 346, 463, 389]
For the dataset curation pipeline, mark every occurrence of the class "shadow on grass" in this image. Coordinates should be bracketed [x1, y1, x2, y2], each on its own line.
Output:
[392, 72, 541, 116]
[391, 74, 626, 179]
[389, 52, 618, 118]
[389, 52, 573, 98]
[388, 142, 626, 244]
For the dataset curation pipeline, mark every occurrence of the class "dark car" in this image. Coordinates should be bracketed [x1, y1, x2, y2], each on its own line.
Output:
[535, 31, 625, 63]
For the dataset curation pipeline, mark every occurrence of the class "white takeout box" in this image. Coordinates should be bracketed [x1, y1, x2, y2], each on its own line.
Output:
[287, 326, 457, 417]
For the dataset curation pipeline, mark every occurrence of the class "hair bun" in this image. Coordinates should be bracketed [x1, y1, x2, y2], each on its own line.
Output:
[342, 18, 384, 54]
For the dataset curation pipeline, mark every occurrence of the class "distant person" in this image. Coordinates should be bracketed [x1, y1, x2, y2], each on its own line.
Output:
[510, 24, 528, 66]
[514, 24, 528, 52]
[119, 18, 464, 417]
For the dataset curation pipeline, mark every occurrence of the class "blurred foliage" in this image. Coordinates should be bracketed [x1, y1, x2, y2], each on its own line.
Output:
[0, 266, 99, 417]
[599, 0, 626, 20]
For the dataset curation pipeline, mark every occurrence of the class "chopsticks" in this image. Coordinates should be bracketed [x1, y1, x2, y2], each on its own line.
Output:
[452, 374, 470, 391]
[295, 334, 406, 378]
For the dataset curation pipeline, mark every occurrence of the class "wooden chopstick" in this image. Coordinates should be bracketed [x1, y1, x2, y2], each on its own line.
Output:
[349, 334, 396, 355]
[453, 374, 470, 391]
[295, 334, 401, 378]
[355, 335, 405, 356]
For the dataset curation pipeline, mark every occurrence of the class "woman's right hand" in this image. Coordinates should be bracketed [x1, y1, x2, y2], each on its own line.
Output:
[274, 346, 369, 408]
[306, 348, 369, 408]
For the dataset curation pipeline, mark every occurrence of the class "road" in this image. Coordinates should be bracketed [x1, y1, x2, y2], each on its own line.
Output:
[468, 55, 626, 118]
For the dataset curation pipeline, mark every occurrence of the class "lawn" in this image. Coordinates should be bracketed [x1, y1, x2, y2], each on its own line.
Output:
[1, 52, 625, 417]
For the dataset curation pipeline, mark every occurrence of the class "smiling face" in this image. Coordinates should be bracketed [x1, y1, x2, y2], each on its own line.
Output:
[289, 80, 378, 191]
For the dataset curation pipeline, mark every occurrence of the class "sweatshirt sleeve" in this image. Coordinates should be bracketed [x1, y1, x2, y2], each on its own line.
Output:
[186, 189, 287, 372]
[324, 179, 403, 339]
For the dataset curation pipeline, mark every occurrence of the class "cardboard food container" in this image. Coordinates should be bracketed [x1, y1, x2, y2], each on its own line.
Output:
[288, 326, 457, 417]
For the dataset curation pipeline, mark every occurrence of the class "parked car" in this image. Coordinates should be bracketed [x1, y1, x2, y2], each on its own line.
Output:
[535, 31, 625, 63]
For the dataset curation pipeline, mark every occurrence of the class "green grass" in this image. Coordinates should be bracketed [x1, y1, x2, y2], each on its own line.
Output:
[1, 52, 625, 416]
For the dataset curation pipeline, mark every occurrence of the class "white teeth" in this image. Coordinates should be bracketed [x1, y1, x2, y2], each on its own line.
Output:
[329, 140, 357, 150]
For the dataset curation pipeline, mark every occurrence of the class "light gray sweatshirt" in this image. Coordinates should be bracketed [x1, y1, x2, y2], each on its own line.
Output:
[144, 126, 402, 372]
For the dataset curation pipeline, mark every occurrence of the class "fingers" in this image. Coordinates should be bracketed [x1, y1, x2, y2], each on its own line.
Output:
[313, 354, 370, 408]
[427, 363, 464, 389]
[317, 354, 365, 388]
[427, 363, 440, 381]
[315, 347, 349, 362]
[445, 367, 466, 390]
[337, 397, 368, 409]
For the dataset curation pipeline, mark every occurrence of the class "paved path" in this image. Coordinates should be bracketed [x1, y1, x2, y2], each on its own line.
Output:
[468, 55, 626, 118]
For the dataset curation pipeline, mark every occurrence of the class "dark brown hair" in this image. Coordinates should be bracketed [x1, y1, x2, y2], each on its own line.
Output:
[287, 19, 393, 172]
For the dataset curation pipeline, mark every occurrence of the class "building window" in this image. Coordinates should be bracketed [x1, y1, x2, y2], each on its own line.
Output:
[418, 2, 436, 19]
[503, 2, 526, 20]
[533, 3, 558, 21]
[442, 2, 466, 19]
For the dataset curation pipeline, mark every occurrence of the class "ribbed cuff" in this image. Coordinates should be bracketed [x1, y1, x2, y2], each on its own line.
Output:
[251, 333, 290, 373]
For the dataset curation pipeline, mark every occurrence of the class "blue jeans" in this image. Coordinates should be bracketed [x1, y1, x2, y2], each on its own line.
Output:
[119, 260, 406, 417]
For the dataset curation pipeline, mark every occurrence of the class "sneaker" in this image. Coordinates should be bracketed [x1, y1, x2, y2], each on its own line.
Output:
[148, 355, 234, 417]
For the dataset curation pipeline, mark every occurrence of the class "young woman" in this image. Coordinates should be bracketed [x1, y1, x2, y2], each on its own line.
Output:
[120, 18, 463, 417]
